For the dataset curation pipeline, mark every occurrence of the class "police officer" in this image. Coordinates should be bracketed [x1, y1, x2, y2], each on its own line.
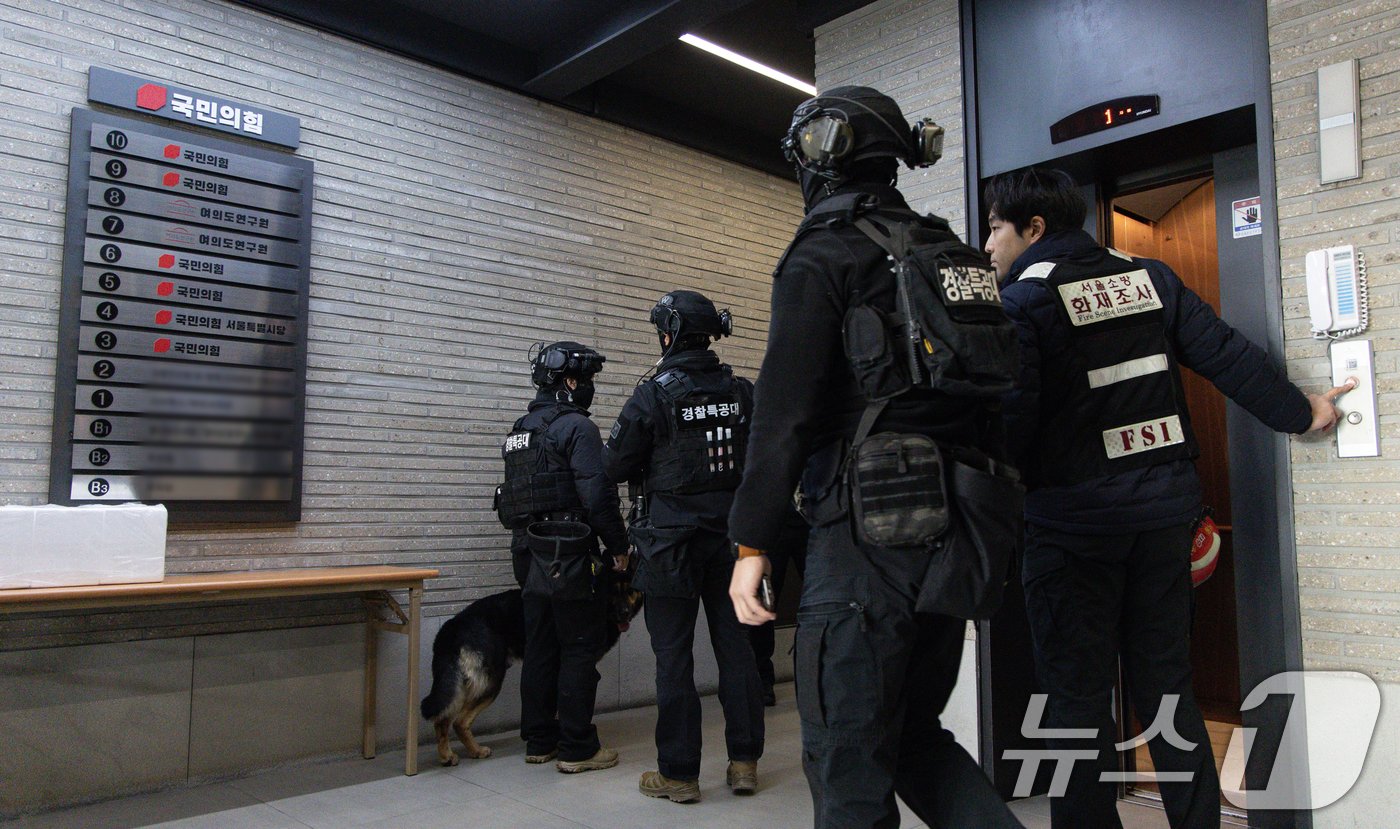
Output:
[728, 86, 1024, 829]
[985, 168, 1353, 829]
[498, 341, 628, 774]
[604, 291, 764, 803]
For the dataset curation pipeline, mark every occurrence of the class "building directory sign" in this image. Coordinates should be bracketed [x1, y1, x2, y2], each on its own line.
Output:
[87, 67, 301, 149]
[50, 104, 313, 523]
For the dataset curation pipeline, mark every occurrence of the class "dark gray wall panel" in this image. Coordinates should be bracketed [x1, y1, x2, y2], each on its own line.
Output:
[973, 0, 1268, 175]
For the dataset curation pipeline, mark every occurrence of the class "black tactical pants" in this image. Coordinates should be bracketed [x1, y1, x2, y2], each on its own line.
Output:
[520, 592, 607, 763]
[643, 529, 764, 781]
[798, 519, 1023, 829]
[1022, 522, 1220, 829]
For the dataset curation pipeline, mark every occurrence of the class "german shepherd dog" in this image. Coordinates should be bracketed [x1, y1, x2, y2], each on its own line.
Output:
[420, 583, 643, 766]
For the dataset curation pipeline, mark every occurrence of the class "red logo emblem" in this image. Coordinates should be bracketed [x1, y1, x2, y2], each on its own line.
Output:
[158, 254, 175, 269]
[155, 310, 173, 325]
[163, 144, 180, 158]
[162, 172, 180, 187]
[136, 84, 167, 111]
[157, 282, 174, 296]
[153, 338, 171, 353]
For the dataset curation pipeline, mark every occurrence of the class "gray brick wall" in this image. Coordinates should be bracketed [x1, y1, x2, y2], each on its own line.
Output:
[1269, 0, 1400, 684]
[815, 0, 965, 236]
[0, 0, 801, 646]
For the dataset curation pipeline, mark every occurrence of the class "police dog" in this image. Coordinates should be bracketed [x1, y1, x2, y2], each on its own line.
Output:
[420, 583, 643, 766]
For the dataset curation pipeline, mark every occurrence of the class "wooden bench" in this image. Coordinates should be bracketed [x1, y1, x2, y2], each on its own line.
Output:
[0, 565, 439, 775]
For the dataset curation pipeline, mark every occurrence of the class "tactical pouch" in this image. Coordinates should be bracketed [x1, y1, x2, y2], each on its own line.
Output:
[914, 456, 1024, 620]
[525, 520, 597, 601]
[842, 304, 911, 401]
[493, 485, 514, 528]
[628, 520, 698, 599]
[848, 432, 949, 548]
[497, 470, 578, 530]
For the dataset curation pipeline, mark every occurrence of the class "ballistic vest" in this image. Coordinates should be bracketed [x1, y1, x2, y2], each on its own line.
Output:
[1020, 253, 1197, 485]
[496, 405, 583, 529]
[643, 367, 749, 496]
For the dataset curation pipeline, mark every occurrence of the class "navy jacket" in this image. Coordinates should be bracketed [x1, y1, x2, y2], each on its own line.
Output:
[1000, 229, 1311, 533]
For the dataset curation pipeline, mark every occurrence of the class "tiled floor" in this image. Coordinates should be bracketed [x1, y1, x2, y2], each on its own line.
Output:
[4, 685, 1174, 829]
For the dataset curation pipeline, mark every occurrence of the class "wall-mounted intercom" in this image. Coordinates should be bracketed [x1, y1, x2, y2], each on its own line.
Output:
[1307, 245, 1377, 456]
[1306, 245, 1367, 339]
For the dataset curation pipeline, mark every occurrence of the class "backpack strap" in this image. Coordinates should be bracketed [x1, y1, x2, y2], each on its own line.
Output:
[852, 397, 889, 448]
[772, 193, 883, 278]
[538, 403, 577, 428]
[852, 213, 913, 261]
[516, 403, 577, 438]
[805, 192, 882, 228]
[852, 214, 924, 384]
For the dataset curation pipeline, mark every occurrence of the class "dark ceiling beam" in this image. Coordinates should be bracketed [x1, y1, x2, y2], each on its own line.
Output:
[233, 0, 535, 88]
[790, 0, 877, 31]
[523, 0, 756, 100]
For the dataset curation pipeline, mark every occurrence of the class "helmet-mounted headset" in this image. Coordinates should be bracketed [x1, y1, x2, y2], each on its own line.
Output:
[529, 341, 605, 388]
[781, 94, 944, 179]
[649, 292, 733, 340]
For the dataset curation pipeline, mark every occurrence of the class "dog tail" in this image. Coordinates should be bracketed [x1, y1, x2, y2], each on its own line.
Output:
[420, 661, 457, 722]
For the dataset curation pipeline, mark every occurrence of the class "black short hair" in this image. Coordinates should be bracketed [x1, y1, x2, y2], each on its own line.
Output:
[983, 167, 1086, 235]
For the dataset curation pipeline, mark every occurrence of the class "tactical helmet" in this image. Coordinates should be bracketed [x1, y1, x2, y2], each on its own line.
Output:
[649, 290, 733, 341]
[781, 85, 943, 179]
[529, 341, 605, 388]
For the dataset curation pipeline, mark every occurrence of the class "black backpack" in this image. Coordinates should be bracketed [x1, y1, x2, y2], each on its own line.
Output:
[806, 195, 1024, 619]
[821, 197, 1018, 402]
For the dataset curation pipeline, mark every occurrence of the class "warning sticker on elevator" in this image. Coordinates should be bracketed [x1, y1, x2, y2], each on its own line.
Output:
[1232, 196, 1262, 239]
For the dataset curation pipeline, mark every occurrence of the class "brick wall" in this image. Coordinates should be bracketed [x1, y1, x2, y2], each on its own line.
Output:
[1269, 7, 1400, 820]
[1268, 0, 1400, 684]
[815, 0, 965, 236]
[0, 0, 800, 647]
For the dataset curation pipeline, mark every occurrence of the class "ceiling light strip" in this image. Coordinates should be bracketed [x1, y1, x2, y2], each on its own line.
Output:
[679, 33, 817, 96]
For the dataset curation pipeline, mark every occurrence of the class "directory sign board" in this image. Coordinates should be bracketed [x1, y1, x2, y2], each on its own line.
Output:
[50, 108, 313, 522]
[87, 66, 300, 148]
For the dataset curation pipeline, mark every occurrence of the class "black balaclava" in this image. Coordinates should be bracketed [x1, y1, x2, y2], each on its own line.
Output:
[799, 158, 898, 212]
[565, 378, 595, 410]
[799, 165, 832, 212]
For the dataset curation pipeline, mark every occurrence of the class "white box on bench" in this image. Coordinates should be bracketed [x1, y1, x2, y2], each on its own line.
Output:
[0, 504, 167, 589]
